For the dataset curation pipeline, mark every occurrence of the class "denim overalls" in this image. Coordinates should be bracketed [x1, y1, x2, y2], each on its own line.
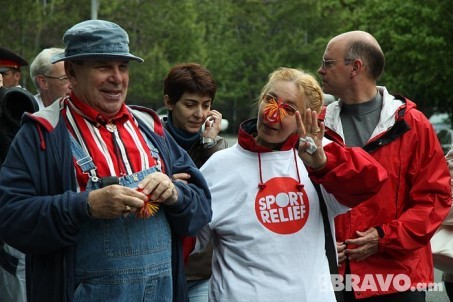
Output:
[70, 135, 172, 302]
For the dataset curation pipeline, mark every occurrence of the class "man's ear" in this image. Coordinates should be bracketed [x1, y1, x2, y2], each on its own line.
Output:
[353, 59, 362, 71]
[13, 71, 21, 83]
[36, 75, 48, 90]
[164, 95, 174, 110]
[350, 58, 364, 78]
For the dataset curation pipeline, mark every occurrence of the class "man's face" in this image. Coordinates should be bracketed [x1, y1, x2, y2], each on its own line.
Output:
[41, 62, 71, 107]
[0, 68, 21, 88]
[68, 60, 129, 118]
[317, 40, 352, 97]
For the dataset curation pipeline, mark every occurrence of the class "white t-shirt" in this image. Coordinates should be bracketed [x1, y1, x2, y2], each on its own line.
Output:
[198, 143, 349, 302]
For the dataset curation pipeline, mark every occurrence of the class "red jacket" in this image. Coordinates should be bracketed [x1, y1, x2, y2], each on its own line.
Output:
[324, 87, 452, 299]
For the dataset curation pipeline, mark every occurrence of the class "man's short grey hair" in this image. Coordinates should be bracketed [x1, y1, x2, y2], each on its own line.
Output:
[29, 48, 65, 90]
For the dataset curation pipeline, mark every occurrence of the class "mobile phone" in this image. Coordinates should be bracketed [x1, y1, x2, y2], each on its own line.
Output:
[205, 116, 214, 128]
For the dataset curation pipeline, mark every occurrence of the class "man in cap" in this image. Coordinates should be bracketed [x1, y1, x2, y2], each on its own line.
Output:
[0, 19, 211, 302]
[0, 47, 28, 88]
[30, 47, 71, 109]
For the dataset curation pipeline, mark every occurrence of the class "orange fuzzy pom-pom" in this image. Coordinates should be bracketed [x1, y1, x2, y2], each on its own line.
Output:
[263, 101, 289, 124]
[137, 200, 160, 219]
[136, 188, 160, 219]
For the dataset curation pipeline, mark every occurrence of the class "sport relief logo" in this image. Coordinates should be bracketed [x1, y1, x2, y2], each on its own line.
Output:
[255, 177, 309, 234]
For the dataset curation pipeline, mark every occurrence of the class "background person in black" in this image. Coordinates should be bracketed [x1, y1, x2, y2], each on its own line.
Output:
[0, 72, 38, 302]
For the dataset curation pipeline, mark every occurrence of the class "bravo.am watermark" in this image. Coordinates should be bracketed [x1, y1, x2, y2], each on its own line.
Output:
[319, 274, 444, 292]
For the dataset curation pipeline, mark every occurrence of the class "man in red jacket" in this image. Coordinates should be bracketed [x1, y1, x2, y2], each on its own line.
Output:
[319, 30, 451, 301]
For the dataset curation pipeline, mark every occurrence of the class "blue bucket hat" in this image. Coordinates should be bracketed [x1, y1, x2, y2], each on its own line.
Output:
[51, 20, 144, 63]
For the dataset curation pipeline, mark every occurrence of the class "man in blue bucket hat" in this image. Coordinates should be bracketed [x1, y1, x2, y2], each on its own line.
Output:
[0, 19, 212, 302]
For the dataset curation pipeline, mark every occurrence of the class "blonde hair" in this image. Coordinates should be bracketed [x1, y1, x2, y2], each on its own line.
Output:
[259, 67, 323, 113]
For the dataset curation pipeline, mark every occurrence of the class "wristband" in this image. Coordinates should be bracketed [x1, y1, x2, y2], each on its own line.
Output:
[202, 137, 216, 148]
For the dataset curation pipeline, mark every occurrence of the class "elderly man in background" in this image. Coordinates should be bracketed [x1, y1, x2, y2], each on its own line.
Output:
[0, 19, 211, 302]
[30, 47, 71, 109]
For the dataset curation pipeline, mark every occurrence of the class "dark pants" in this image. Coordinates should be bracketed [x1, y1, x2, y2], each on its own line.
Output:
[445, 281, 453, 301]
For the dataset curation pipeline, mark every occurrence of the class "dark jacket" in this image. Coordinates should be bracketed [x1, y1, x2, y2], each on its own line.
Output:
[0, 100, 212, 302]
[186, 136, 228, 169]
[162, 118, 227, 280]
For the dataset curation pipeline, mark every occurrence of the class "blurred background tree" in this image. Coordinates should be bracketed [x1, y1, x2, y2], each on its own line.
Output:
[2, 0, 451, 133]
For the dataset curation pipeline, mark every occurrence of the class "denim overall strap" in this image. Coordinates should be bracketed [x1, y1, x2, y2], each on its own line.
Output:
[69, 135, 100, 184]
[70, 134, 172, 302]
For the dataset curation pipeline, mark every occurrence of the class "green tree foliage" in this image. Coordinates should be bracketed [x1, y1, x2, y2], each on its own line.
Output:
[2, 0, 451, 131]
[198, 0, 333, 130]
[114, 0, 209, 107]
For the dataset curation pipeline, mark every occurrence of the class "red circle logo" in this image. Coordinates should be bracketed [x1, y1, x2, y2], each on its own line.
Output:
[255, 177, 310, 234]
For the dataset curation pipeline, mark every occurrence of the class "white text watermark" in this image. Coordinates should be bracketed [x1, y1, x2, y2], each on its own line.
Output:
[318, 274, 444, 292]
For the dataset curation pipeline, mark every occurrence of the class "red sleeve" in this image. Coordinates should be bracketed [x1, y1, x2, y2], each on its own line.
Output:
[308, 141, 388, 207]
[378, 120, 451, 251]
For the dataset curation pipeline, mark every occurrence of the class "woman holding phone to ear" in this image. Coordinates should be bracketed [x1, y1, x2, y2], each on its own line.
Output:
[161, 63, 228, 302]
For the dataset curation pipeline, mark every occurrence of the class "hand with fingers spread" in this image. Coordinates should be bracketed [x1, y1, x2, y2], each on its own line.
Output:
[296, 108, 327, 170]
[87, 184, 147, 219]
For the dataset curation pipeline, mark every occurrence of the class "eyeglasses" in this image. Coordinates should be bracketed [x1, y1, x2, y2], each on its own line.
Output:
[263, 94, 298, 116]
[43, 75, 69, 84]
[321, 58, 354, 69]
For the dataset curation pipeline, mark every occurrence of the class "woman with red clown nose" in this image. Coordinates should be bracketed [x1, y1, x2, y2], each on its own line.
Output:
[195, 67, 388, 302]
